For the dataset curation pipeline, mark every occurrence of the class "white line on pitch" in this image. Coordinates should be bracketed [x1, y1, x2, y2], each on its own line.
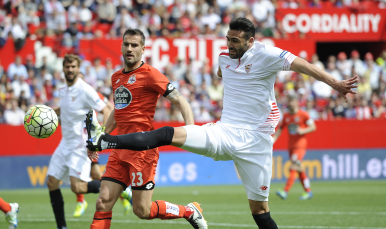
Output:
[21, 211, 386, 218]
[205, 211, 386, 216]
[274, 211, 386, 216]
[18, 218, 386, 229]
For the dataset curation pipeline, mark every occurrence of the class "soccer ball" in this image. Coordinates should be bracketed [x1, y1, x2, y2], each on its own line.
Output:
[24, 105, 59, 139]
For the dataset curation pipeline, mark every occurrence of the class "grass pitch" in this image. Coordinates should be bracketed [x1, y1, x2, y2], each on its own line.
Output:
[0, 181, 385, 229]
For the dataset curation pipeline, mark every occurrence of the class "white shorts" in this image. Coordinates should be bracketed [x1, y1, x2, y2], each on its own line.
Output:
[47, 141, 92, 185]
[182, 122, 273, 201]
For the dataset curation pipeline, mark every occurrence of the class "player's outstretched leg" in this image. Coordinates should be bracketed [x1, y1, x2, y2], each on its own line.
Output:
[0, 198, 19, 229]
[85, 109, 106, 152]
[85, 109, 175, 152]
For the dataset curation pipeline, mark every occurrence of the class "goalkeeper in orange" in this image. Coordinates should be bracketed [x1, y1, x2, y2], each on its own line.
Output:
[273, 94, 316, 200]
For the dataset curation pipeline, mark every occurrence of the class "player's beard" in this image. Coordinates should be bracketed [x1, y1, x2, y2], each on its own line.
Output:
[123, 53, 140, 68]
[64, 71, 79, 83]
[229, 43, 249, 59]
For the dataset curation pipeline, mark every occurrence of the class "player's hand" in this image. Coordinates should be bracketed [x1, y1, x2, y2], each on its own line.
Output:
[88, 149, 99, 161]
[297, 127, 304, 135]
[330, 75, 359, 102]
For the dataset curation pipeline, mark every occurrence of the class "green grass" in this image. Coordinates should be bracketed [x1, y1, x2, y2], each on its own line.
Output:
[0, 181, 385, 229]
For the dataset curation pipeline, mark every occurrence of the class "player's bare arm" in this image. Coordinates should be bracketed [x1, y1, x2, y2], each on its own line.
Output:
[99, 104, 112, 126]
[53, 107, 60, 116]
[104, 109, 117, 134]
[272, 127, 283, 143]
[166, 89, 194, 125]
[217, 66, 222, 78]
[290, 57, 358, 101]
[105, 101, 114, 112]
[297, 121, 316, 135]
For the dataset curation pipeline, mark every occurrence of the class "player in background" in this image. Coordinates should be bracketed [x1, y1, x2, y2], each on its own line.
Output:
[273, 95, 316, 200]
[85, 28, 206, 229]
[87, 18, 358, 229]
[48, 54, 111, 229]
[0, 197, 18, 229]
[74, 74, 132, 217]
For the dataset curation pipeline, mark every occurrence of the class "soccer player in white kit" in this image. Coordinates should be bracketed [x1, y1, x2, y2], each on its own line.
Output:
[86, 18, 359, 229]
[47, 54, 110, 229]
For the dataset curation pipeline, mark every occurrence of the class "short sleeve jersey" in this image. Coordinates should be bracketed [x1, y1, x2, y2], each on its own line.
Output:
[59, 78, 106, 154]
[111, 63, 170, 135]
[218, 41, 297, 134]
[280, 109, 312, 149]
[97, 92, 109, 103]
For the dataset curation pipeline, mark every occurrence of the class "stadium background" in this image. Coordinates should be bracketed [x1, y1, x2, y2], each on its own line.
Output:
[0, 0, 386, 228]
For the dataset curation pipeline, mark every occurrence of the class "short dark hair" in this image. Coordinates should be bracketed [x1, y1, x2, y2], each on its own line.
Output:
[122, 28, 145, 46]
[229, 18, 255, 40]
[63, 54, 81, 67]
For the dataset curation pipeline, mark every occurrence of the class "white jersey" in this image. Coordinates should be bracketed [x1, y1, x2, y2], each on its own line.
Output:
[59, 78, 106, 157]
[219, 41, 296, 134]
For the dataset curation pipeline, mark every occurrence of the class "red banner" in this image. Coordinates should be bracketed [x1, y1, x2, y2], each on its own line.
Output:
[0, 38, 315, 71]
[0, 39, 35, 71]
[1, 120, 385, 156]
[79, 38, 315, 69]
[276, 8, 386, 41]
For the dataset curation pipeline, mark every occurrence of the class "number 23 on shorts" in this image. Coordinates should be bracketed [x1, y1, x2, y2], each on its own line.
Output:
[131, 172, 143, 186]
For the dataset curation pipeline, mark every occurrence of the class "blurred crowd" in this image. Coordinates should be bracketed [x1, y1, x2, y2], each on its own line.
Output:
[1, 0, 385, 51]
[1, 0, 386, 125]
[1, 48, 386, 126]
[276, 50, 386, 121]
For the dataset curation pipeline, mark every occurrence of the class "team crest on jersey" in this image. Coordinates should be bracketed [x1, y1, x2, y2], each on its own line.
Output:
[295, 117, 300, 122]
[245, 64, 252, 73]
[114, 85, 132, 109]
[128, 75, 136, 84]
[72, 96, 76, 102]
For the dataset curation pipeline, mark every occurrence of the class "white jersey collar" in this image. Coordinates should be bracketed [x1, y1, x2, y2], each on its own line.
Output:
[67, 77, 83, 89]
[236, 44, 255, 63]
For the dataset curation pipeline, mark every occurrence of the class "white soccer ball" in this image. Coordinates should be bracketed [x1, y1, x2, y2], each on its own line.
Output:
[24, 105, 59, 139]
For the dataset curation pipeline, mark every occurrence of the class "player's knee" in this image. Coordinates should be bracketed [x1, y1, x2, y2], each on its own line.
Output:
[95, 197, 105, 211]
[70, 183, 80, 194]
[133, 205, 150, 219]
[46, 178, 53, 188]
[95, 195, 113, 211]
[47, 176, 59, 190]
[250, 202, 269, 215]
[290, 161, 302, 171]
[90, 171, 101, 180]
[252, 207, 269, 215]
[70, 182, 86, 194]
